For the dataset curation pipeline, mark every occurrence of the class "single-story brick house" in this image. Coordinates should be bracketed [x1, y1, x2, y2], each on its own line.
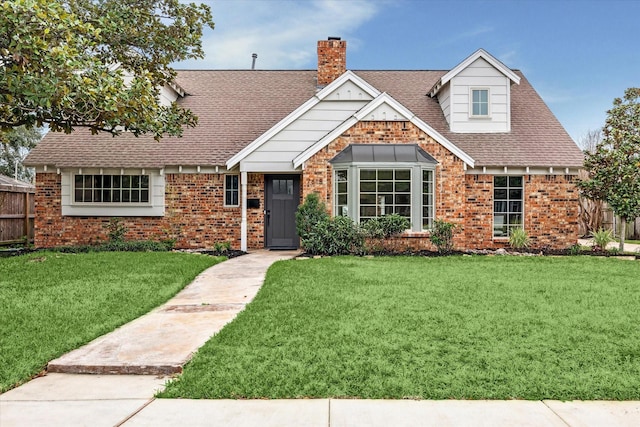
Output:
[25, 38, 584, 251]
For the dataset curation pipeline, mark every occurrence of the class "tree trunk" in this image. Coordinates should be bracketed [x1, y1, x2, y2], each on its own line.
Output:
[619, 217, 626, 252]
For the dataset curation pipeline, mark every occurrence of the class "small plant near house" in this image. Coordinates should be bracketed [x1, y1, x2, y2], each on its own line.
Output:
[362, 214, 410, 253]
[429, 219, 457, 254]
[295, 193, 329, 244]
[212, 241, 231, 255]
[104, 217, 127, 242]
[590, 228, 613, 251]
[508, 227, 530, 250]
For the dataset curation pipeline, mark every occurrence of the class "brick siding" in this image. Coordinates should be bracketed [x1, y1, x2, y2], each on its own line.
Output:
[33, 122, 579, 251]
[34, 172, 265, 249]
[301, 120, 579, 250]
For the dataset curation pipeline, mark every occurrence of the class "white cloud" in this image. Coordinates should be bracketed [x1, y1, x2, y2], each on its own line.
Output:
[176, 0, 380, 69]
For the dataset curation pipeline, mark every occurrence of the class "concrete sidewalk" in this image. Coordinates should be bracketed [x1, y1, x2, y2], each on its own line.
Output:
[3, 374, 640, 426]
[2, 248, 640, 426]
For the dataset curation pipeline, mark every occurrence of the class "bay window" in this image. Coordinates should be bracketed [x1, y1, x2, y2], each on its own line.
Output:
[331, 144, 437, 232]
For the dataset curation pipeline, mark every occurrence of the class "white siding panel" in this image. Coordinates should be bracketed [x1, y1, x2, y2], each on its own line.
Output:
[449, 69, 510, 133]
[314, 101, 367, 111]
[240, 161, 297, 173]
[246, 97, 368, 171]
[324, 80, 375, 101]
[363, 103, 408, 121]
[242, 151, 301, 162]
[439, 85, 451, 125]
[457, 58, 504, 77]
[286, 119, 345, 132]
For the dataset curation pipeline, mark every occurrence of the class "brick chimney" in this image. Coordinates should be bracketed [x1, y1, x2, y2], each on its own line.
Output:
[317, 37, 346, 87]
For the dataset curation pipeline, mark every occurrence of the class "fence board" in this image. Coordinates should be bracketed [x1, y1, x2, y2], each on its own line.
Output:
[0, 186, 35, 244]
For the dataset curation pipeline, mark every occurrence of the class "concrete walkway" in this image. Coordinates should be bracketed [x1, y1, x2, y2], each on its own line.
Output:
[2, 249, 640, 426]
[578, 238, 640, 253]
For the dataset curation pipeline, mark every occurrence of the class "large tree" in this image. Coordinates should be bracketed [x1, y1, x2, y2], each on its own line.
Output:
[0, 126, 42, 182]
[579, 88, 640, 252]
[0, 0, 214, 140]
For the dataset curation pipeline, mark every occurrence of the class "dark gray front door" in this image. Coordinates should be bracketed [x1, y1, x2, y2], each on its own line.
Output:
[265, 175, 300, 249]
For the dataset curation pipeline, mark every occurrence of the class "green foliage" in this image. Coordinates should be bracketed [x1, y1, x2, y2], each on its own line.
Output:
[567, 243, 587, 255]
[301, 215, 365, 256]
[361, 214, 410, 239]
[104, 217, 127, 242]
[212, 241, 231, 254]
[296, 193, 330, 249]
[0, 126, 42, 181]
[508, 227, 530, 249]
[296, 195, 410, 255]
[161, 256, 640, 400]
[429, 219, 457, 253]
[590, 228, 614, 251]
[0, 251, 219, 392]
[55, 240, 172, 253]
[0, 0, 214, 139]
[578, 88, 640, 251]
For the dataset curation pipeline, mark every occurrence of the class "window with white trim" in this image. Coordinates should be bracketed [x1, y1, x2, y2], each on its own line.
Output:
[471, 88, 489, 117]
[359, 169, 411, 221]
[493, 176, 523, 237]
[224, 174, 239, 206]
[73, 175, 149, 203]
[331, 144, 437, 232]
[333, 166, 434, 231]
[422, 170, 434, 229]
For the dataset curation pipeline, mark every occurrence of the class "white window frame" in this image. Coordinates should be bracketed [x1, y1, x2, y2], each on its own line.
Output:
[470, 87, 491, 118]
[493, 175, 524, 238]
[333, 164, 435, 232]
[71, 174, 152, 207]
[224, 174, 240, 207]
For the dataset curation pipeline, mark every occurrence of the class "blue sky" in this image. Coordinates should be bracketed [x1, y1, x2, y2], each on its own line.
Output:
[176, 0, 640, 145]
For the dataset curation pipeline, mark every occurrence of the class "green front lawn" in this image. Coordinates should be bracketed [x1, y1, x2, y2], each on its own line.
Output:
[0, 251, 220, 392]
[161, 256, 640, 400]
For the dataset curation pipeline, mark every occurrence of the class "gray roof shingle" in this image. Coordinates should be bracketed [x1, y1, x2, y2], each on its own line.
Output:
[25, 69, 583, 168]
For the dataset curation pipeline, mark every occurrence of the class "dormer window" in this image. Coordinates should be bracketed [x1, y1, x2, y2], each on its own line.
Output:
[471, 88, 489, 117]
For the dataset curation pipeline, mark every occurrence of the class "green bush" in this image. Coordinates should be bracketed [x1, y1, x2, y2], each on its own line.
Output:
[591, 228, 613, 251]
[301, 216, 365, 256]
[362, 214, 410, 239]
[296, 193, 329, 245]
[430, 220, 457, 253]
[104, 217, 127, 242]
[508, 228, 530, 249]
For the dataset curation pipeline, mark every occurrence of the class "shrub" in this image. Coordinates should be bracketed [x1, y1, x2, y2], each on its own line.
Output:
[430, 220, 457, 253]
[296, 193, 329, 245]
[301, 216, 365, 256]
[212, 241, 231, 254]
[508, 228, 530, 249]
[590, 228, 613, 251]
[104, 217, 127, 242]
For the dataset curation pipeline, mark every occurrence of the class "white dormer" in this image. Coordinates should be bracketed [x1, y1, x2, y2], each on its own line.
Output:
[159, 81, 185, 106]
[429, 49, 520, 133]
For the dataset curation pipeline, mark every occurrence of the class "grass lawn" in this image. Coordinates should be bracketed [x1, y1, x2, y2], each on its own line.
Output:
[0, 251, 221, 392]
[161, 256, 640, 400]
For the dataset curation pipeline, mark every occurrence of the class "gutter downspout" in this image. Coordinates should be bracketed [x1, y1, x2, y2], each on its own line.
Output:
[240, 171, 248, 251]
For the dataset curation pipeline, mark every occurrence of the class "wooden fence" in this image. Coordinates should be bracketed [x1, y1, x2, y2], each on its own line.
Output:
[603, 208, 640, 240]
[0, 176, 35, 245]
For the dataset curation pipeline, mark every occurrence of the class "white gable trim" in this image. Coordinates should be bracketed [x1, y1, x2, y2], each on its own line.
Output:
[226, 71, 380, 170]
[429, 49, 520, 97]
[293, 93, 475, 169]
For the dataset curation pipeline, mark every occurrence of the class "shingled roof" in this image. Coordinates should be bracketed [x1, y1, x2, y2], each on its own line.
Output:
[25, 69, 583, 169]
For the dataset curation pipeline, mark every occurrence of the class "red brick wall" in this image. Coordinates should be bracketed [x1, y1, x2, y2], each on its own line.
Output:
[34, 172, 266, 249]
[317, 39, 346, 86]
[301, 121, 579, 250]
